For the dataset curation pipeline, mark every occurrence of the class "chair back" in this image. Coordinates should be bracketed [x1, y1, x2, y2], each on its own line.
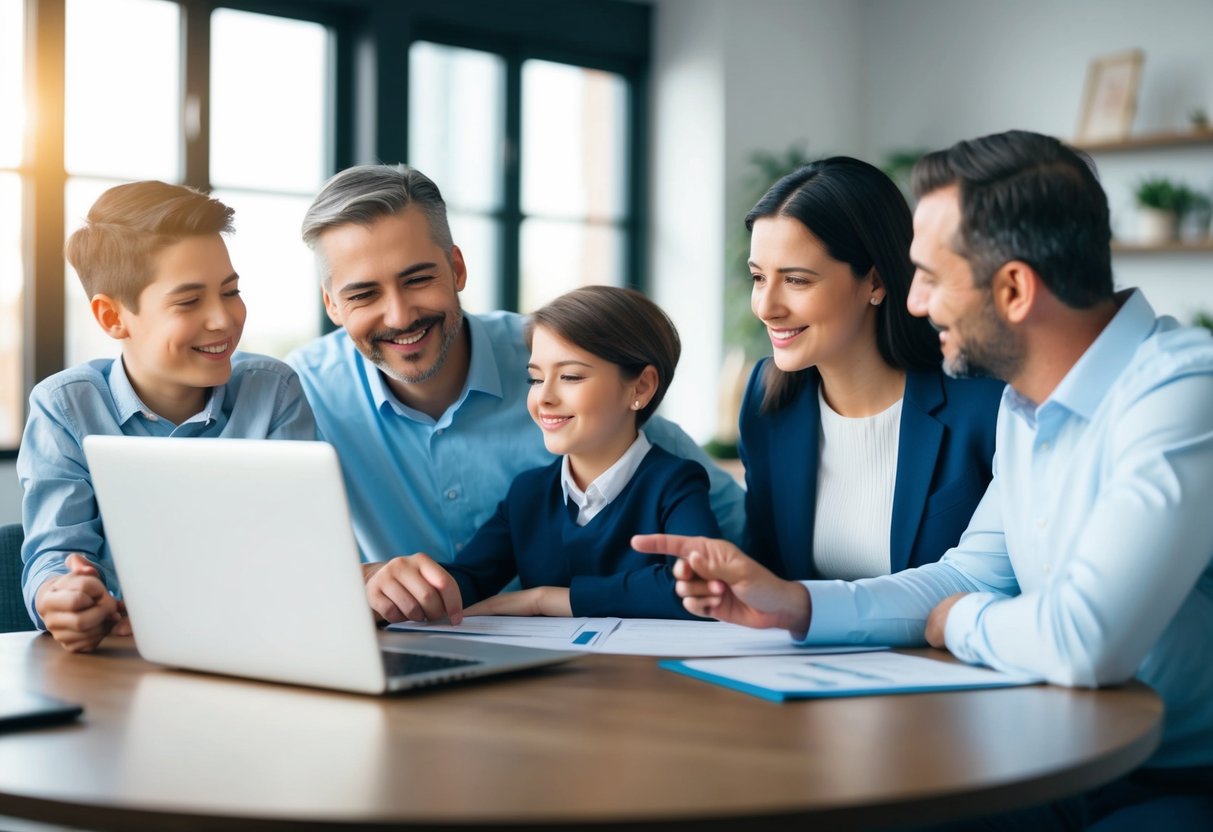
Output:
[0, 523, 35, 632]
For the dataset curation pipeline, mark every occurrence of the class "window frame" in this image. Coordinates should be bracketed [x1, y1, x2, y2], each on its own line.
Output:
[9, 0, 651, 454]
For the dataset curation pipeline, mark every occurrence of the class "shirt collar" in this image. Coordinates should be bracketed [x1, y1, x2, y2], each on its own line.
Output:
[561, 430, 652, 509]
[107, 356, 222, 426]
[368, 313, 504, 422]
[1006, 288, 1156, 425]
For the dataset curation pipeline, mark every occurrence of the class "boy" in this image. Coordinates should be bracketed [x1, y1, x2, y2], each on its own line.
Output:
[18, 181, 315, 652]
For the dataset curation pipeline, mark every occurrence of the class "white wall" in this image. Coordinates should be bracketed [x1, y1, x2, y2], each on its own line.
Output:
[650, 0, 864, 442]
[1, 460, 19, 525]
[651, 0, 1213, 443]
[860, 0, 1213, 324]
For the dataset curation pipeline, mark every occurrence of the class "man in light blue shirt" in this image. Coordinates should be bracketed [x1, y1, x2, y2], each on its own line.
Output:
[285, 165, 744, 617]
[634, 131, 1213, 826]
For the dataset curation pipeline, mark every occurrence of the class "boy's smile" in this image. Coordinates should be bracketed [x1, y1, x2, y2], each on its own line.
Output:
[112, 234, 246, 424]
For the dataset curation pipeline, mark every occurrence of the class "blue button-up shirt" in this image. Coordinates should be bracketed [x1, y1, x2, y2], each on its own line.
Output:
[802, 290, 1213, 768]
[18, 353, 316, 628]
[286, 311, 746, 564]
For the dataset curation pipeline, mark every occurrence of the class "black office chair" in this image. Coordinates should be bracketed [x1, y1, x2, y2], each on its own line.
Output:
[0, 522, 35, 632]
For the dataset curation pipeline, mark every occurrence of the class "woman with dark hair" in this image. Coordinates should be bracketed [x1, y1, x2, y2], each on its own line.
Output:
[740, 157, 1002, 581]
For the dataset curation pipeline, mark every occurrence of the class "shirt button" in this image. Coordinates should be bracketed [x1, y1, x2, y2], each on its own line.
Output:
[446, 489, 457, 500]
[143, 412, 159, 422]
[1037, 518, 1048, 529]
[1040, 441, 1050, 451]
[435, 428, 444, 436]
[455, 542, 464, 552]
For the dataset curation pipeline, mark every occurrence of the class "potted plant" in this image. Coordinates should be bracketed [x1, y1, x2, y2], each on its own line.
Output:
[1135, 177, 1182, 244]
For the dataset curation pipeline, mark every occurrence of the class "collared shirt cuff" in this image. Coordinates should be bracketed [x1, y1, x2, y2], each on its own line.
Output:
[943, 592, 1000, 663]
[790, 580, 859, 645]
[24, 561, 71, 632]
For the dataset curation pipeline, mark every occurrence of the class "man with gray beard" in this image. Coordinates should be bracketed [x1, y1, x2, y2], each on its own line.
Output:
[286, 165, 744, 617]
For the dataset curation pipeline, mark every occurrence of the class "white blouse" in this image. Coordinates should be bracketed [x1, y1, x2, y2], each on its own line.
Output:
[811, 387, 902, 580]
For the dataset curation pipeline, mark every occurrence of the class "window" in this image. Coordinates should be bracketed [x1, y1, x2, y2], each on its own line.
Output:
[406, 36, 642, 315]
[519, 60, 629, 312]
[408, 42, 506, 315]
[63, 0, 181, 366]
[209, 8, 330, 357]
[0, 0, 25, 448]
[6, 0, 650, 453]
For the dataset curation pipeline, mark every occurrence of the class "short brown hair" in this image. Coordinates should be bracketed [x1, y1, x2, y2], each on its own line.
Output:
[65, 180, 235, 311]
[527, 286, 681, 427]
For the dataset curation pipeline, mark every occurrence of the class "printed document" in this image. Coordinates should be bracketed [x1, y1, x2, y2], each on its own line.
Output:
[662, 651, 1042, 700]
[388, 616, 883, 658]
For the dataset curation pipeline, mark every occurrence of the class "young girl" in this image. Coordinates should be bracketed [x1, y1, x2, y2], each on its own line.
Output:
[372, 285, 720, 621]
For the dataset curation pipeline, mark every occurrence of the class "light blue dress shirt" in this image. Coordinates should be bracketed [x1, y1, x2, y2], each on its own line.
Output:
[18, 353, 316, 628]
[286, 311, 746, 564]
[800, 290, 1213, 769]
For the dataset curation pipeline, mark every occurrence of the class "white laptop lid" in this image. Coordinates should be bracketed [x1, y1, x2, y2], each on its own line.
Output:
[84, 436, 390, 694]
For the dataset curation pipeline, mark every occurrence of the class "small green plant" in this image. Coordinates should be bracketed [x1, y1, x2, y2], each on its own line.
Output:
[1135, 177, 1183, 211]
[1190, 107, 1210, 130]
[1193, 310, 1213, 333]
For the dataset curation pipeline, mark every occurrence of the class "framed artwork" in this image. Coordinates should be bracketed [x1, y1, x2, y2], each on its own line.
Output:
[1076, 50, 1145, 142]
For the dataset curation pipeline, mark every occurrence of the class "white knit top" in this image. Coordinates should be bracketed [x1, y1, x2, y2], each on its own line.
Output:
[811, 386, 902, 580]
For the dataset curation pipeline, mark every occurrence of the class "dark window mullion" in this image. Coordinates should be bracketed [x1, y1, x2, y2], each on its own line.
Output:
[180, 0, 210, 190]
[500, 52, 522, 312]
[625, 65, 646, 294]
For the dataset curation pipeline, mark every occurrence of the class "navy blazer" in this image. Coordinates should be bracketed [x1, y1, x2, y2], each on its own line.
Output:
[446, 445, 721, 619]
[739, 360, 1003, 579]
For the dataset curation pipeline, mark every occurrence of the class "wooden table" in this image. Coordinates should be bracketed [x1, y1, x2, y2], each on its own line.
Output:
[0, 630, 1162, 831]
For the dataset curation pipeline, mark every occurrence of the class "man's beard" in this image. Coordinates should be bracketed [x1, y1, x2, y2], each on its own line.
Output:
[940, 298, 1024, 382]
[369, 305, 465, 385]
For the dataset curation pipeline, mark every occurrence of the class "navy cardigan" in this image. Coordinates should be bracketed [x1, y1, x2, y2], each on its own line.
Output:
[446, 445, 721, 619]
[739, 360, 1003, 579]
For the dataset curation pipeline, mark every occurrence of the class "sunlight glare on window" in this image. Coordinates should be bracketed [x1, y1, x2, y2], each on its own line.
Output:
[0, 0, 24, 168]
[210, 10, 331, 356]
[521, 60, 627, 222]
[64, 178, 124, 367]
[210, 9, 328, 193]
[211, 190, 319, 358]
[520, 220, 623, 313]
[65, 0, 179, 180]
[0, 174, 22, 447]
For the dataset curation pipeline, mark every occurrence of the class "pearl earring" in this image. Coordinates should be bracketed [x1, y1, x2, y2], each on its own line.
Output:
[870, 297, 881, 306]
[633, 401, 641, 410]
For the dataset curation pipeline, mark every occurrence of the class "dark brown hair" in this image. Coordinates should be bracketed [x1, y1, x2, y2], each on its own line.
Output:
[65, 180, 234, 312]
[911, 130, 1113, 308]
[527, 286, 680, 427]
[746, 157, 940, 412]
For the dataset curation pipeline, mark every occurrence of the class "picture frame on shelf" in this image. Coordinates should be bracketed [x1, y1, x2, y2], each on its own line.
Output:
[1076, 50, 1144, 143]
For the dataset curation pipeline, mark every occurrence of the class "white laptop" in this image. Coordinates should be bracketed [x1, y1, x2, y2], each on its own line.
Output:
[82, 435, 579, 694]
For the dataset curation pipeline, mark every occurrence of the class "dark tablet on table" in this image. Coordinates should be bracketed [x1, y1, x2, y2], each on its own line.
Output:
[0, 690, 83, 731]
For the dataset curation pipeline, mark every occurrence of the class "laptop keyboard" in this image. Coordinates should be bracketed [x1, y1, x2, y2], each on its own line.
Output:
[382, 650, 484, 678]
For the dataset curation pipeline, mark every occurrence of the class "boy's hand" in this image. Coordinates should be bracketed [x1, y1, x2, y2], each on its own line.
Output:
[34, 553, 131, 652]
[463, 587, 572, 618]
[631, 534, 812, 638]
[363, 554, 464, 625]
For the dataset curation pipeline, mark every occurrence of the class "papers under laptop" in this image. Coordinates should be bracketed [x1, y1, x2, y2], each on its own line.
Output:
[83, 436, 579, 694]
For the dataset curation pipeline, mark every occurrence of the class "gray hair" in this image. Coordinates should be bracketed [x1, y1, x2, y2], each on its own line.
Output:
[301, 165, 454, 281]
